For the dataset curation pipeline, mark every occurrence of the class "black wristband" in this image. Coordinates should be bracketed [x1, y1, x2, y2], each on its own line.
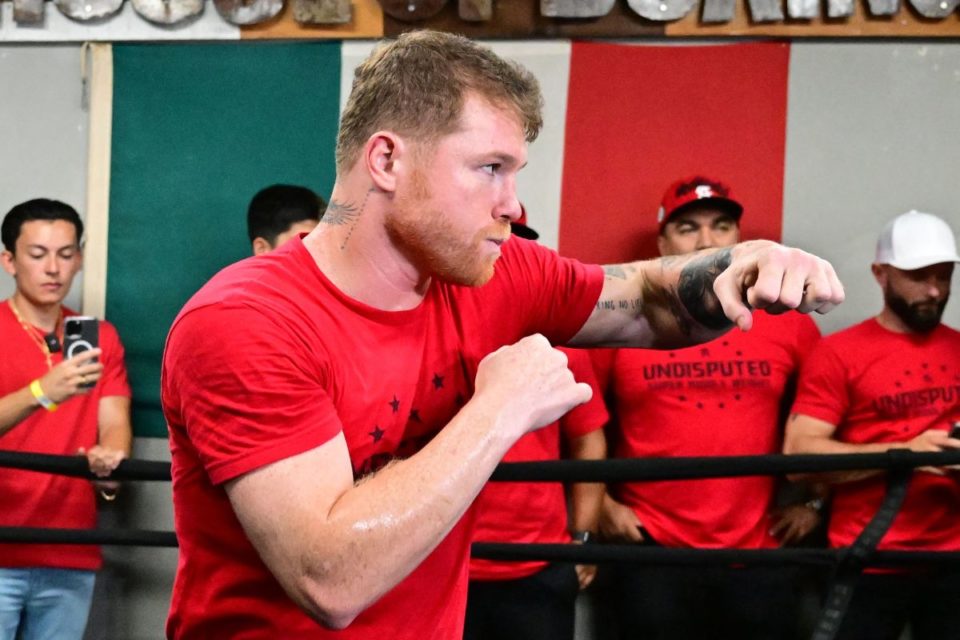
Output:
[571, 530, 594, 544]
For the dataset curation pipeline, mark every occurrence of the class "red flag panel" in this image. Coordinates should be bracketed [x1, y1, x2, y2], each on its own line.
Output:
[559, 41, 790, 264]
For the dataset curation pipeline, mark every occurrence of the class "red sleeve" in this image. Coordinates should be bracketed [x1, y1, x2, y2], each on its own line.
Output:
[98, 320, 131, 399]
[791, 340, 849, 426]
[162, 303, 343, 485]
[558, 348, 609, 439]
[496, 238, 604, 346]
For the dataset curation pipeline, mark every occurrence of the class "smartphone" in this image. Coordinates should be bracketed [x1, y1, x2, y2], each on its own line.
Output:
[64, 316, 99, 388]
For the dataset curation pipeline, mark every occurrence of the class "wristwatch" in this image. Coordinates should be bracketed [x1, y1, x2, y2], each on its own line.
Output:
[804, 498, 825, 512]
[571, 530, 594, 544]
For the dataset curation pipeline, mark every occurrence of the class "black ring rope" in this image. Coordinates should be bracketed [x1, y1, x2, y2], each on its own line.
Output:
[4, 528, 959, 571]
[0, 527, 177, 547]
[811, 464, 912, 640]
[3, 448, 959, 484]
[470, 543, 960, 567]
[0, 450, 171, 481]
[490, 450, 960, 482]
[3, 447, 958, 639]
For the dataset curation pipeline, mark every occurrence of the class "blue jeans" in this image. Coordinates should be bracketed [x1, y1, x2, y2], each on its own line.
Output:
[0, 568, 95, 640]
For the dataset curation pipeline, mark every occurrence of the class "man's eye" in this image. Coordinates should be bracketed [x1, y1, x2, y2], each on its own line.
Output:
[481, 164, 500, 175]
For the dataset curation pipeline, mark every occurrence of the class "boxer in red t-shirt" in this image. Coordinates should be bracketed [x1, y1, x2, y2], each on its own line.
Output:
[161, 31, 844, 640]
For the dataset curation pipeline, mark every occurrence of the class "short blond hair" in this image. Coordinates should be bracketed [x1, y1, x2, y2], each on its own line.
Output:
[336, 30, 543, 174]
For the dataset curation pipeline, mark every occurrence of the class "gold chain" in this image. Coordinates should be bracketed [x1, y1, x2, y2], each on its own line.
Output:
[7, 298, 62, 370]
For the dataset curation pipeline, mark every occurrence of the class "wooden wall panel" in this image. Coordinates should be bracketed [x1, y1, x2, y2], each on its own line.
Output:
[241, 0, 384, 38]
[382, 1, 664, 38]
[667, 0, 960, 36]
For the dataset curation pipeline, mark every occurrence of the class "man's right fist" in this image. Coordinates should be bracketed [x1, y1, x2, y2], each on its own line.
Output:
[474, 334, 592, 436]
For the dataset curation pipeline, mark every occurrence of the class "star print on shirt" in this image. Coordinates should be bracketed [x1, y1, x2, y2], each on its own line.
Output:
[369, 426, 385, 442]
[432, 373, 444, 390]
[389, 395, 401, 413]
[409, 409, 421, 423]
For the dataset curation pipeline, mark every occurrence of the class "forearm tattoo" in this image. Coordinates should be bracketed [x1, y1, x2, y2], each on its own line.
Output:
[592, 250, 733, 344]
[677, 247, 734, 330]
[596, 264, 643, 317]
[602, 265, 628, 280]
[640, 279, 693, 338]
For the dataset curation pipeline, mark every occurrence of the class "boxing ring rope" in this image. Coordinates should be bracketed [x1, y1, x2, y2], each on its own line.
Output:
[3, 448, 960, 551]
[3, 448, 960, 549]
[3, 448, 960, 640]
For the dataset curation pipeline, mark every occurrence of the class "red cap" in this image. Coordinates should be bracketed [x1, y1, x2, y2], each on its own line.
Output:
[656, 176, 743, 232]
[511, 204, 539, 240]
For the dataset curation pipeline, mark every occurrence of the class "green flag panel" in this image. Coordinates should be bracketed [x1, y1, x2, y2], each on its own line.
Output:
[108, 42, 341, 437]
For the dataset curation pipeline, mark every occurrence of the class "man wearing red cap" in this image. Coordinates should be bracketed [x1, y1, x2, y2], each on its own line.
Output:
[598, 176, 823, 639]
[464, 210, 609, 640]
[785, 210, 960, 640]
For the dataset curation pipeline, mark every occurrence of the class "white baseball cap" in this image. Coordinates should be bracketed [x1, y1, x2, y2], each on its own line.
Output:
[875, 210, 960, 270]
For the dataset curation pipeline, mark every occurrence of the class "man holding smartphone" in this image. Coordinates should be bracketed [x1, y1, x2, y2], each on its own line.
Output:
[785, 210, 960, 640]
[0, 198, 132, 640]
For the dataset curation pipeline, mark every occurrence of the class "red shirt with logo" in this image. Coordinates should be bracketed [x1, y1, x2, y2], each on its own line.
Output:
[469, 347, 609, 581]
[610, 311, 820, 548]
[161, 237, 603, 640]
[0, 304, 130, 570]
[791, 319, 960, 550]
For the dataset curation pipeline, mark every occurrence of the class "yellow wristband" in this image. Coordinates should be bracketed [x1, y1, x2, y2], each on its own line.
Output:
[29, 379, 58, 412]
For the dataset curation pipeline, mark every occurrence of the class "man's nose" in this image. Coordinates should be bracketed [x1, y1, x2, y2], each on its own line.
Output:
[695, 228, 718, 251]
[44, 254, 59, 274]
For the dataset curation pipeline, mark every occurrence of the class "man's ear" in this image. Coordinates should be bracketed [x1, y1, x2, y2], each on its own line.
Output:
[870, 263, 886, 287]
[1, 250, 15, 277]
[364, 131, 407, 194]
[252, 237, 273, 256]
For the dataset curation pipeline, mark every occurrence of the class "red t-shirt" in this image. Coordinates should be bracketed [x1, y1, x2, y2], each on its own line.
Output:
[469, 347, 609, 581]
[791, 319, 960, 550]
[0, 303, 130, 570]
[161, 237, 603, 640]
[609, 311, 820, 548]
